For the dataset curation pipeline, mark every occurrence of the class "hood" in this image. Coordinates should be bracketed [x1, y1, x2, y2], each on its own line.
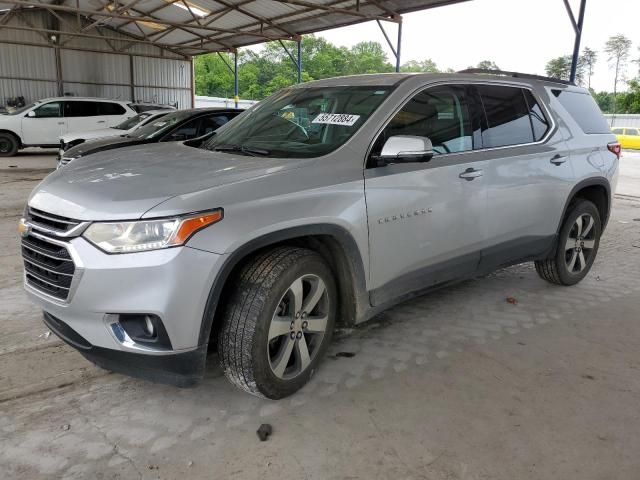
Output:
[28, 142, 299, 221]
[62, 135, 146, 159]
[61, 128, 124, 143]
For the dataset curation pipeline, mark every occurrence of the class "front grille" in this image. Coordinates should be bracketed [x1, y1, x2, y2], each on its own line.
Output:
[27, 207, 81, 233]
[22, 234, 76, 301]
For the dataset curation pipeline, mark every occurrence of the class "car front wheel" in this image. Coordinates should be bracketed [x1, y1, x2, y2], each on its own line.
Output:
[218, 247, 336, 399]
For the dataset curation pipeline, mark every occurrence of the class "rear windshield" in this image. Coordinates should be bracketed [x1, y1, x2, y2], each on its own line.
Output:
[554, 90, 611, 134]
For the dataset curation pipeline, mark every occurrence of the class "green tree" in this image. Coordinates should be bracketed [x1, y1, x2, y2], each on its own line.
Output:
[346, 41, 394, 74]
[400, 59, 439, 73]
[593, 91, 614, 113]
[605, 34, 633, 115]
[474, 60, 500, 70]
[545, 55, 585, 84]
[616, 79, 640, 114]
[545, 56, 572, 80]
[581, 47, 597, 89]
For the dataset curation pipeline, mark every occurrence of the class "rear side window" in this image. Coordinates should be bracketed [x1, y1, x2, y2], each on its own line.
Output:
[65, 101, 98, 117]
[554, 90, 610, 134]
[522, 90, 550, 141]
[477, 85, 534, 148]
[98, 102, 126, 115]
[625, 128, 639, 136]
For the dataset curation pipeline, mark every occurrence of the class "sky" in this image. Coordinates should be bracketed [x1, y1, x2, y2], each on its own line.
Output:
[310, 0, 640, 92]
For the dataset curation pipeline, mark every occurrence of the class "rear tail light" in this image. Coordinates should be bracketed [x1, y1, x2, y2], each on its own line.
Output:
[607, 142, 621, 159]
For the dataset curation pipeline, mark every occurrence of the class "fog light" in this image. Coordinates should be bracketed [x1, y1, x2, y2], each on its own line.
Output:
[107, 313, 172, 350]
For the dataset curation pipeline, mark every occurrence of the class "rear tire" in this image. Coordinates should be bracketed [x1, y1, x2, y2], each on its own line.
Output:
[218, 247, 336, 399]
[0, 132, 19, 157]
[535, 199, 601, 286]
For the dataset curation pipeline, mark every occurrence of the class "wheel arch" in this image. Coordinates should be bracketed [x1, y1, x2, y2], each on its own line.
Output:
[558, 177, 611, 234]
[197, 224, 370, 347]
[0, 129, 22, 147]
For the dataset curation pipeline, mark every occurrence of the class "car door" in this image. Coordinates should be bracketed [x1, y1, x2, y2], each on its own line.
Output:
[64, 100, 100, 133]
[161, 117, 202, 142]
[97, 101, 131, 127]
[364, 84, 488, 306]
[624, 128, 640, 149]
[21, 101, 66, 145]
[475, 84, 574, 270]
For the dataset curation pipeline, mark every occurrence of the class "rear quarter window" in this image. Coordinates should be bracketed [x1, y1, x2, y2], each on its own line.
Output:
[554, 90, 610, 134]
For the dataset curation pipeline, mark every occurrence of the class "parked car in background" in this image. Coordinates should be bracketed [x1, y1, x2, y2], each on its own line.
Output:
[130, 102, 177, 113]
[59, 110, 172, 155]
[57, 108, 242, 168]
[21, 72, 618, 399]
[0, 97, 136, 157]
[612, 127, 640, 150]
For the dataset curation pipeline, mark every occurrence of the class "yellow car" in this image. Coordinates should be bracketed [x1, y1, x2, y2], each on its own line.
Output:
[612, 127, 640, 150]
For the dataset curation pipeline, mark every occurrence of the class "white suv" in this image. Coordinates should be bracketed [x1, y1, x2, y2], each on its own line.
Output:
[0, 97, 136, 156]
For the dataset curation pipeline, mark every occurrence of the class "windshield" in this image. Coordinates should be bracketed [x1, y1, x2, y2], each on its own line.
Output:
[114, 112, 158, 130]
[128, 110, 194, 139]
[203, 86, 393, 158]
[9, 103, 37, 115]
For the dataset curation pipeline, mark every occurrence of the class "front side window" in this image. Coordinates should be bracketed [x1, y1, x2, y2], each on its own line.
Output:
[163, 118, 200, 141]
[65, 101, 98, 117]
[204, 86, 393, 158]
[371, 85, 473, 157]
[33, 102, 62, 118]
[612, 128, 624, 135]
[199, 115, 229, 136]
[477, 85, 534, 148]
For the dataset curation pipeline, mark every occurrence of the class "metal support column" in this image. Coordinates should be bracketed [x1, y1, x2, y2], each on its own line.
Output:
[564, 0, 587, 83]
[297, 38, 302, 83]
[279, 37, 303, 84]
[376, 16, 403, 73]
[234, 50, 239, 108]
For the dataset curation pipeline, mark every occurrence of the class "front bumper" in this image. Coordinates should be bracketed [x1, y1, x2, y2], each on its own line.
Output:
[43, 312, 207, 386]
[25, 235, 225, 358]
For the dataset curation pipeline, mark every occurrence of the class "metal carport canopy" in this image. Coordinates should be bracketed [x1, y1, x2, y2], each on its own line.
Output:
[0, 0, 470, 57]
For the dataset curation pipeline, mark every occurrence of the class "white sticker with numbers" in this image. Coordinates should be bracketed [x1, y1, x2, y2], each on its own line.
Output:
[311, 113, 361, 126]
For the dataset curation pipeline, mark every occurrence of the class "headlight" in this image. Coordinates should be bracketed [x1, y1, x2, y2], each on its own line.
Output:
[82, 210, 223, 253]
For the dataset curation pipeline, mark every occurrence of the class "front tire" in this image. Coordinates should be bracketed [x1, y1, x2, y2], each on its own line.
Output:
[0, 132, 19, 157]
[535, 199, 601, 286]
[218, 247, 336, 399]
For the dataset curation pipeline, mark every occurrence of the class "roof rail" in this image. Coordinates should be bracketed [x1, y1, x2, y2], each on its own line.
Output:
[458, 68, 575, 86]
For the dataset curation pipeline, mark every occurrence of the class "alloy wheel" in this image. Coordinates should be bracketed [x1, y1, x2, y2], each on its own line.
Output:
[564, 213, 597, 274]
[267, 274, 329, 380]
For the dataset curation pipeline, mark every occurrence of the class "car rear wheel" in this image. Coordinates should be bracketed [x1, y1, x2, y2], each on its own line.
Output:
[218, 247, 336, 399]
[0, 132, 19, 157]
[535, 199, 601, 286]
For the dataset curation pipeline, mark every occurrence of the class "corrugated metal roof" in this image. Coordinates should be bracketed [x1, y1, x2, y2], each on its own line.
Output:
[0, 0, 471, 56]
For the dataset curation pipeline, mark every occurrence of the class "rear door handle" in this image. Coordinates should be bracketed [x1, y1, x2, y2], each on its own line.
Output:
[97, 120, 106, 124]
[459, 168, 483, 181]
[550, 154, 568, 165]
[57, 122, 65, 125]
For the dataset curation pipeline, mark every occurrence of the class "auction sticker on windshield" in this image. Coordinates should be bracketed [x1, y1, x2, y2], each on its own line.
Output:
[312, 113, 360, 126]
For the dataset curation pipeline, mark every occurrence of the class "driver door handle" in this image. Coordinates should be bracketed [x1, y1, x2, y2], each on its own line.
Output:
[550, 154, 568, 165]
[459, 168, 483, 181]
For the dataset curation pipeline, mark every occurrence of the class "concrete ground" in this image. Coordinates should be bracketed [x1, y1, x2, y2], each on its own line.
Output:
[1, 149, 640, 480]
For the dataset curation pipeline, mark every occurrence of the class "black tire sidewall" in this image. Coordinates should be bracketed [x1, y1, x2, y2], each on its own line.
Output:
[0, 133, 19, 157]
[251, 253, 337, 399]
[555, 200, 601, 285]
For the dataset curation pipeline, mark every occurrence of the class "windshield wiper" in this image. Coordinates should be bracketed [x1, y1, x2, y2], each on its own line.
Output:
[211, 144, 271, 157]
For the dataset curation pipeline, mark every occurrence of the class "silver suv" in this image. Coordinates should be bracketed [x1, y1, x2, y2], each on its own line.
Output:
[20, 72, 619, 398]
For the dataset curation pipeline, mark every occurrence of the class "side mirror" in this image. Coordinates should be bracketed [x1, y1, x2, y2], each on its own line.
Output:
[26, 111, 36, 118]
[376, 135, 434, 166]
